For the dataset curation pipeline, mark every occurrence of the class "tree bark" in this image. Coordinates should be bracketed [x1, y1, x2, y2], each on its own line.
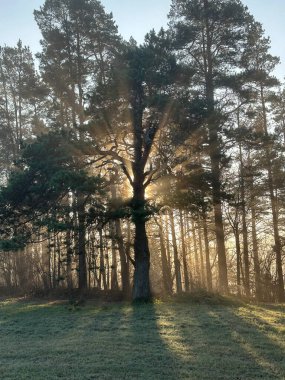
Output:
[179, 210, 190, 292]
[237, 110, 250, 297]
[197, 217, 206, 288]
[110, 221, 119, 291]
[261, 86, 284, 302]
[202, 213, 213, 291]
[169, 209, 182, 293]
[132, 174, 151, 301]
[191, 219, 201, 287]
[250, 182, 261, 301]
[110, 179, 131, 297]
[132, 199, 151, 301]
[233, 224, 242, 296]
[204, 0, 229, 293]
[77, 201, 87, 290]
[65, 227, 73, 290]
[158, 214, 172, 294]
[99, 227, 107, 291]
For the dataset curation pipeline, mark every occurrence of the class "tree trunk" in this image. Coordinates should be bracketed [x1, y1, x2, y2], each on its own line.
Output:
[268, 173, 284, 302]
[110, 179, 131, 297]
[238, 118, 250, 297]
[179, 210, 190, 292]
[211, 160, 229, 294]
[234, 224, 242, 296]
[77, 201, 87, 290]
[202, 213, 213, 291]
[197, 217, 206, 288]
[133, 217, 151, 301]
[261, 86, 284, 302]
[99, 228, 107, 291]
[169, 209, 182, 293]
[164, 213, 172, 271]
[204, 0, 229, 293]
[56, 235, 61, 287]
[192, 219, 201, 287]
[158, 214, 172, 294]
[132, 179, 151, 301]
[251, 194, 261, 300]
[110, 221, 119, 291]
[116, 219, 131, 297]
[65, 228, 73, 290]
[185, 214, 194, 287]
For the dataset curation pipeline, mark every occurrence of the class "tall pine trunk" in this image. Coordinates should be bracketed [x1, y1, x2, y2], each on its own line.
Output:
[132, 178, 151, 301]
[110, 221, 119, 292]
[202, 213, 212, 291]
[99, 228, 107, 291]
[77, 201, 87, 290]
[179, 210, 190, 292]
[192, 219, 201, 287]
[116, 219, 131, 297]
[169, 209, 182, 293]
[261, 87, 284, 302]
[238, 111, 250, 297]
[250, 179, 261, 300]
[65, 227, 73, 290]
[197, 217, 206, 288]
[110, 179, 130, 297]
[204, 0, 228, 293]
[158, 214, 173, 294]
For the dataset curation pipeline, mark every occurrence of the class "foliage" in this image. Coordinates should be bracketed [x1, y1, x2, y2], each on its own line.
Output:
[0, 130, 105, 250]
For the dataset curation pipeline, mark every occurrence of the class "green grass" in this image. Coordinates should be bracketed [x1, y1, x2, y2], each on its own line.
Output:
[0, 298, 284, 379]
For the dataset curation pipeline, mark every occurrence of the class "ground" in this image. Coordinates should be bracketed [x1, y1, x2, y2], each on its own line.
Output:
[0, 297, 284, 379]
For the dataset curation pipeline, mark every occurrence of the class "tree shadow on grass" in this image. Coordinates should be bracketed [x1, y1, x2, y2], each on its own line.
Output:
[169, 303, 285, 379]
[122, 302, 183, 379]
[1, 299, 284, 379]
[0, 300, 132, 379]
[78, 302, 285, 379]
[1, 299, 178, 379]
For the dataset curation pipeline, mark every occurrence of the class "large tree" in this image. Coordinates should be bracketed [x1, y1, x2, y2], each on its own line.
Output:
[0, 41, 46, 177]
[240, 21, 284, 301]
[89, 31, 179, 301]
[34, 0, 121, 129]
[169, 0, 256, 293]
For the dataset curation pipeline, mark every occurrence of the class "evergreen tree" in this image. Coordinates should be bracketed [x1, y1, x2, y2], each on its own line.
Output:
[0, 41, 46, 177]
[34, 0, 120, 129]
[169, 0, 257, 293]
[0, 131, 104, 289]
[89, 30, 179, 301]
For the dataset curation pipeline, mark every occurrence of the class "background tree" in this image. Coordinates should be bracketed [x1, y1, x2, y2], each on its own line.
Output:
[0, 41, 46, 178]
[34, 0, 120, 130]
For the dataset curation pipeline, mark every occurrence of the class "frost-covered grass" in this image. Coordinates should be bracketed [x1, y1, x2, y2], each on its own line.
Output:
[0, 298, 284, 379]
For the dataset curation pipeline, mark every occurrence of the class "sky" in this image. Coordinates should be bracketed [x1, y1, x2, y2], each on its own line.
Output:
[0, 0, 284, 79]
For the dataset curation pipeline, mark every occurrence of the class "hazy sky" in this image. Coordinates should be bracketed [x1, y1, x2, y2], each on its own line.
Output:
[0, 0, 284, 78]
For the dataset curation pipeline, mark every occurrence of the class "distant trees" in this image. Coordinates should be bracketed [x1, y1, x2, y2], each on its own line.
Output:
[0, 0, 284, 302]
[0, 41, 46, 177]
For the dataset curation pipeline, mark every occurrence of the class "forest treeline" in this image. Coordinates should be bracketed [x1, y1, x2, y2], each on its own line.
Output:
[0, 0, 284, 302]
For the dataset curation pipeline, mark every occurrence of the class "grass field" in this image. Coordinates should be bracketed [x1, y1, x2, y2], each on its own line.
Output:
[0, 297, 284, 379]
